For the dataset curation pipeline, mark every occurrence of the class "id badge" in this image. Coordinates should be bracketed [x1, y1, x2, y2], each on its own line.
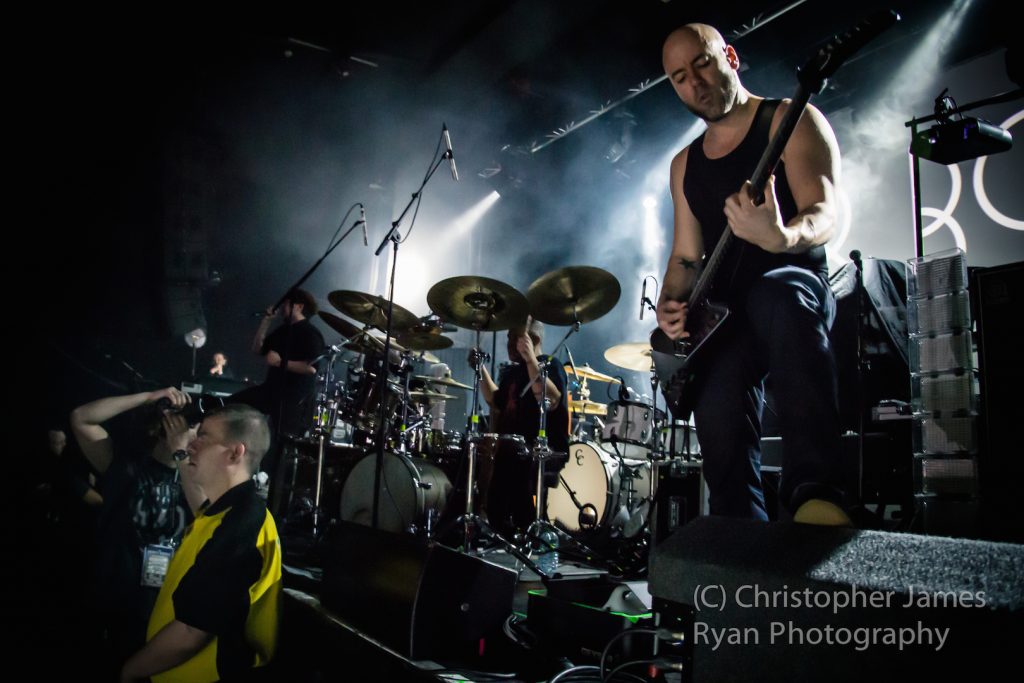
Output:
[141, 544, 174, 588]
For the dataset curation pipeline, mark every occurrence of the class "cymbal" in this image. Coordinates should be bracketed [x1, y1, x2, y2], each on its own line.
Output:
[604, 342, 654, 372]
[526, 266, 621, 325]
[414, 375, 472, 390]
[408, 390, 461, 402]
[564, 363, 621, 384]
[407, 349, 441, 363]
[342, 331, 406, 355]
[318, 311, 362, 340]
[569, 399, 608, 416]
[327, 290, 419, 332]
[397, 330, 454, 351]
[427, 276, 530, 332]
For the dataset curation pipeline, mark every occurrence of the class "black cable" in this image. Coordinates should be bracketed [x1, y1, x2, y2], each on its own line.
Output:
[396, 133, 443, 244]
[325, 203, 361, 255]
[599, 628, 660, 681]
[604, 658, 657, 683]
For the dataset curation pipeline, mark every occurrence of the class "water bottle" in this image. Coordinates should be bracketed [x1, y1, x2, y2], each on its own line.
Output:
[535, 527, 559, 576]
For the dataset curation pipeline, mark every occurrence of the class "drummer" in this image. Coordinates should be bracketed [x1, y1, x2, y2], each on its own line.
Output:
[470, 316, 569, 536]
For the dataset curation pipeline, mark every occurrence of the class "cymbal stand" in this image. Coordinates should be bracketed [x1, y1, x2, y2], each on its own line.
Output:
[310, 344, 343, 536]
[518, 316, 609, 577]
[430, 331, 546, 576]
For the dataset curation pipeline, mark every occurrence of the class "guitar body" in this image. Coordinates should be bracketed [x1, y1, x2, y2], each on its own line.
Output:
[650, 300, 730, 418]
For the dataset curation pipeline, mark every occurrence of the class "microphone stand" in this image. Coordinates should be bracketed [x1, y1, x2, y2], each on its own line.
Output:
[369, 145, 450, 531]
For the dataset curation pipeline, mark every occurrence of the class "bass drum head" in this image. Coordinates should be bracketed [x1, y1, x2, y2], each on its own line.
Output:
[547, 441, 618, 532]
[339, 452, 452, 534]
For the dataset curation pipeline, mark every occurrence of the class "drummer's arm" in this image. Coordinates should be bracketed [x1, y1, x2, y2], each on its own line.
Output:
[479, 364, 499, 410]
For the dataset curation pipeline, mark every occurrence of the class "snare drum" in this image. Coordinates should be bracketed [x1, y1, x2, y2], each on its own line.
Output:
[339, 451, 452, 534]
[601, 400, 660, 458]
[547, 441, 654, 537]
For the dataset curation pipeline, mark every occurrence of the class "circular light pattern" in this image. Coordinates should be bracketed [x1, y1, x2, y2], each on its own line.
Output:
[921, 162, 962, 235]
[921, 206, 967, 251]
[972, 108, 1024, 231]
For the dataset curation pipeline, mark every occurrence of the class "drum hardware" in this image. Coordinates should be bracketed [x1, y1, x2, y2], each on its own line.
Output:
[512, 266, 623, 576]
[426, 276, 542, 569]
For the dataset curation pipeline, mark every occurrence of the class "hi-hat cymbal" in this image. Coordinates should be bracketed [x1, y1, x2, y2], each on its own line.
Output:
[604, 342, 654, 372]
[564, 363, 621, 384]
[413, 375, 472, 390]
[526, 266, 621, 325]
[318, 311, 362, 340]
[409, 390, 461, 402]
[569, 399, 608, 416]
[327, 290, 418, 332]
[427, 276, 530, 332]
[397, 330, 455, 351]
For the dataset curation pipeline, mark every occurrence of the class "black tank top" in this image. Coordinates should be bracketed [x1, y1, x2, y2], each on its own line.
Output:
[683, 99, 828, 302]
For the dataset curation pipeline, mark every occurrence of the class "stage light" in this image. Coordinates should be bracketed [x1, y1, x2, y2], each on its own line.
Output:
[643, 195, 658, 210]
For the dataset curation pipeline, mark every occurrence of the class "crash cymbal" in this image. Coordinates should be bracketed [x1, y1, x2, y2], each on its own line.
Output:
[327, 290, 419, 332]
[318, 311, 362, 340]
[564, 363, 621, 384]
[427, 276, 530, 332]
[408, 390, 461, 402]
[526, 266, 621, 325]
[414, 375, 472, 390]
[604, 342, 654, 372]
[396, 330, 455, 351]
[569, 399, 608, 416]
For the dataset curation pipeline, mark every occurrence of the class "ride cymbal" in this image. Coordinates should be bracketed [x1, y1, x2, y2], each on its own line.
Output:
[427, 276, 530, 332]
[526, 266, 621, 325]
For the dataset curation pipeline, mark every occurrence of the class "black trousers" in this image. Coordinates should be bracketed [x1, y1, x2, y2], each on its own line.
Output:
[693, 267, 843, 519]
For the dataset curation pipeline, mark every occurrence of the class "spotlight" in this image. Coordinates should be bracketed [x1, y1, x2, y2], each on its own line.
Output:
[911, 89, 1013, 165]
[642, 195, 658, 210]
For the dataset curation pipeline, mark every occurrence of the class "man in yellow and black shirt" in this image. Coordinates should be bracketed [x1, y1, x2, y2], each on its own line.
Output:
[121, 405, 282, 683]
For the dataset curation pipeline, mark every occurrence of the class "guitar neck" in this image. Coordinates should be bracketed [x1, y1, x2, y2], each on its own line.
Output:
[686, 85, 813, 308]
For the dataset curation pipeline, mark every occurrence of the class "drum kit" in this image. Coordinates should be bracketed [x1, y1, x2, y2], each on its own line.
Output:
[277, 265, 702, 576]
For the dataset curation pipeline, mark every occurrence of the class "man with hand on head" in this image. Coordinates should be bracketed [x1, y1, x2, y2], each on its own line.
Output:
[121, 404, 281, 683]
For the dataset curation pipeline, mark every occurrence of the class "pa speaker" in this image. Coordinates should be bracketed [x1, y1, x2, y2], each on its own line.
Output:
[649, 516, 1024, 682]
[321, 522, 518, 660]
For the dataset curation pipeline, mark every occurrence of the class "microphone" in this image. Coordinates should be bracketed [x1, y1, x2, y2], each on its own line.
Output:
[360, 205, 368, 246]
[442, 123, 459, 181]
[640, 278, 647, 320]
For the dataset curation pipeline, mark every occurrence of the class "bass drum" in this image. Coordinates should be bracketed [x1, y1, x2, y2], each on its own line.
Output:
[339, 451, 452, 534]
[546, 441, 654, 537]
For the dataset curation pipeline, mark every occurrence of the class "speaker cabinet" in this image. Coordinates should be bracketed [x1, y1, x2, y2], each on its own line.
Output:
[321, 522, 518, 660]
